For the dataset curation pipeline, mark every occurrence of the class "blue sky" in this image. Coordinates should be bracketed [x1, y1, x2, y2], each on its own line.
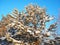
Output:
[0, 0, 60, 34]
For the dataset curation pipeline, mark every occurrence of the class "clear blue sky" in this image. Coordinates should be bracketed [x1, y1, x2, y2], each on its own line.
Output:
[0, 0, 60, 34]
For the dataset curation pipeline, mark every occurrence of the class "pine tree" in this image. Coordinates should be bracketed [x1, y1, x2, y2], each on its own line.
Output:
[0, 4, 57, 45]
